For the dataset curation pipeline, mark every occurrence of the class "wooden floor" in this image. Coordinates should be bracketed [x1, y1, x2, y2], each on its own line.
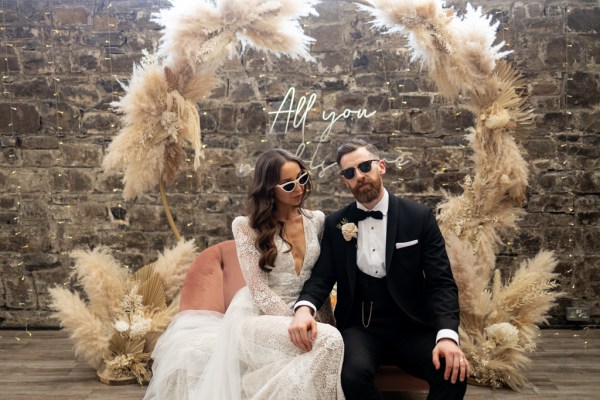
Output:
[0, 328, 598, 400]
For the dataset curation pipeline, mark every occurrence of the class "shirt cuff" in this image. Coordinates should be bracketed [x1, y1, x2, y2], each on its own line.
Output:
[436, 329, 459, 345]
[294, 300, 316, 315]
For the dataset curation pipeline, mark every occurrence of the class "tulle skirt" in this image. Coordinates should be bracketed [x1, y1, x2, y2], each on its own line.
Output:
[144, 287, 345, 400]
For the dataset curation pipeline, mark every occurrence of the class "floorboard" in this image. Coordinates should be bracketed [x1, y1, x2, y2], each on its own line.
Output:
[0, 328, 598, 400]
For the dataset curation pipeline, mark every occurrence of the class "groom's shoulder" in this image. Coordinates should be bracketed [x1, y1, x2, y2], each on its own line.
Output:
[393, 194, 434, 216]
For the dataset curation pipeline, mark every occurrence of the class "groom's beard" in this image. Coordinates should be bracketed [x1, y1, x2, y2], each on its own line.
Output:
[349, 174, 382, 204]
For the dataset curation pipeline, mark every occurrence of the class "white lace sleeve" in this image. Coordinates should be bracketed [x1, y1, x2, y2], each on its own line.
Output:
[313, 210, 325, 241]
[232, 216, 294, 317]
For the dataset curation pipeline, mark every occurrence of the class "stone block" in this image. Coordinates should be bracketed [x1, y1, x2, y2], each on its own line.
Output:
[19, 135, 59, 149]
[81, 112, 120, 134]
[392, 95, 431, 109]
[24, 253, 60, 271]
[536, 171, 576, 193]
[581, 112, 600, 134]
[543, 227, 583, 253]
[33, 267, 71, 310]
[100, 53, 142, 73]
[11, 78, 53, 100]
[433, 171, 464, 195]
[438, 106, 475, 132]
[575, 195, 600, 226]
[531, 79, 561, 96]
[218, 105, 237, 133]
[59, 143, 103, 167]
[50, 169, 94, 192]
[527, 194, 574, 213]
[545, 37, 581, 66]
[229, 82, 257, 101]
[523, 139, 555, 159]
[7, 170, 52, 193]
[0, 147, 21, 166]
[369, 114, 392, 134]
[411, 112, 436, 134]
[567, 72, 600, 108]
[2, 274, 36, 309]
[583, 228, 600, 255]
[317, 51, 352, 74]
[238, 102, 267, 135]
[311, 24, 345, 53]
[574, 170, 600, 193]
[52, 7, 90, 25]
[567, 7, 600, 33]
[60, 84, 102, 108]
[538, 112, 574, 132]
[0, 103, 41, 134]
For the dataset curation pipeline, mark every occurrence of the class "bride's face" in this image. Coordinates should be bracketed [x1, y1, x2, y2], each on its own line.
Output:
[274, 161, 306, 210]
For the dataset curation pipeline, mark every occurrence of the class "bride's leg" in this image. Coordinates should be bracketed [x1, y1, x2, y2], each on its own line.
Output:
[237, 315, 344, 400]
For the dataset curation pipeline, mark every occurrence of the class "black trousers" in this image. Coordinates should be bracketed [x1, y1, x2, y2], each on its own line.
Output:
[341, 270, 467, 400]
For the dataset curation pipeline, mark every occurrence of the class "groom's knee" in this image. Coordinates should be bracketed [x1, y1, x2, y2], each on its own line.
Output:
[340, 359, 377, 396]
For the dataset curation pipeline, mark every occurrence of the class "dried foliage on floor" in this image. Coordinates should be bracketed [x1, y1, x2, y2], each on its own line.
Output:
[360, 0, 561, 389]
[48, 240, 196, 384]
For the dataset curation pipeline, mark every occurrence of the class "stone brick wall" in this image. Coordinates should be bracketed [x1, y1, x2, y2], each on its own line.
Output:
[0, 0, 598, 328]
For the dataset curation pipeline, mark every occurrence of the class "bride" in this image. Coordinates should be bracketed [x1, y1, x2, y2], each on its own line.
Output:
[144, 149, 345, 400]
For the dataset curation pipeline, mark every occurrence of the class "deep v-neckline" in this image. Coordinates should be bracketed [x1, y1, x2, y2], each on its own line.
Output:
[284, 213, 307, 277]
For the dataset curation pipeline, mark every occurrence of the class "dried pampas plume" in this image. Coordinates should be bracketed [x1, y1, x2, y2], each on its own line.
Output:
[49, 239, 196, 384]
[361, 0, 562, 390]
[103, 0, 319, 200]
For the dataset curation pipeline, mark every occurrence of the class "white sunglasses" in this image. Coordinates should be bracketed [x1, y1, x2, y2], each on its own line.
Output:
[275, 171, 310, 193]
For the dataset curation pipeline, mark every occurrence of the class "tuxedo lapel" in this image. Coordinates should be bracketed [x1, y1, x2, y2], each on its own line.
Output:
[345, 203, 359, 298]
[385, 194, 399, 273]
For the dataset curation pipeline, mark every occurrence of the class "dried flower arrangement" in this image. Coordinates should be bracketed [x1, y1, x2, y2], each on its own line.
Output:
[48, 240, 196, 384]
[102, 0, 319, 201]
[360, 0, 562, 389]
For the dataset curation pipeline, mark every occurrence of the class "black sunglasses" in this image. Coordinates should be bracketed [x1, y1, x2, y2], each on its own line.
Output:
[276, 171, 310, 193]
[339, 160, 379, 180]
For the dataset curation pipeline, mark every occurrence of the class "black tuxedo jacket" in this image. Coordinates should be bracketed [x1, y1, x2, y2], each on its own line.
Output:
[299, 193, 460, 333]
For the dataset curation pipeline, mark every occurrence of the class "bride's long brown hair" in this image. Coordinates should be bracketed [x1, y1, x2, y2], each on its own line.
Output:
[248, 149, 312, 273]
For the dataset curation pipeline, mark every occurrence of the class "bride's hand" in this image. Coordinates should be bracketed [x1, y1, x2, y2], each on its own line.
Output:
[288, 306, 318, 352]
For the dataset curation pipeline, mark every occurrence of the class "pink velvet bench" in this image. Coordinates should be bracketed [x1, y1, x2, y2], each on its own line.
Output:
[180, 240, 428, 394]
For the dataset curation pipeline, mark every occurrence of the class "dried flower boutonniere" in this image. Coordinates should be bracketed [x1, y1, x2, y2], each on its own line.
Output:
[336, 218, 358, 241]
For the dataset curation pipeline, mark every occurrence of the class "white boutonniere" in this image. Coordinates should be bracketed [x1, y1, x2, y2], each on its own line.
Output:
[336, 218, 358, 241]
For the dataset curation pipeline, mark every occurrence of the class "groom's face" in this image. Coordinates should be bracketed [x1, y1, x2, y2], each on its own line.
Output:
[339, 147, 386, 205]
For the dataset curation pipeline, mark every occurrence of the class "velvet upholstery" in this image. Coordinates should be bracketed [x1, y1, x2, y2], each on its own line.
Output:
[180, 240, 245, 313]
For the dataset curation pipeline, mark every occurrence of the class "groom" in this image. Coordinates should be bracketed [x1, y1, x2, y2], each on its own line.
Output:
[289, 139, 469, 400]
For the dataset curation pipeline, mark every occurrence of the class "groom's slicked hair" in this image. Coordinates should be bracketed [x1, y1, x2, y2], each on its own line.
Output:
[336, 139, 380, 165]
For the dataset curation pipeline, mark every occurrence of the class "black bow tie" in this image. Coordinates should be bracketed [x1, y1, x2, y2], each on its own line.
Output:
[355, 209, 384, 222]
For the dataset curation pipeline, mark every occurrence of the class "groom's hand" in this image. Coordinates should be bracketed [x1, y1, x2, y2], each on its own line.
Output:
[288, 306, 318, 352]
[432, 338, 470, 384]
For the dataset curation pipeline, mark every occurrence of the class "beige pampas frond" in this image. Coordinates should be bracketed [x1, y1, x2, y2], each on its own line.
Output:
[104, 54, 203, 200]
[48, 287, 113, 369]
[152, 238, 197, 302]
[359, 0, 511, 98]
[363, 0, 561, 390]
[493, 251, 561, 325]
[155, 0, 319, 64]
[69, 247, 129, 322]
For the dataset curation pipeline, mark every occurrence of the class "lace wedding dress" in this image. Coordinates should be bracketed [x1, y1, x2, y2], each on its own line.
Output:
[144, 210, 345, 400]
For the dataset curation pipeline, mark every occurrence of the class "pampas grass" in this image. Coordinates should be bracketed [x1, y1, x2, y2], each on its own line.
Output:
[360, 0, 562, 389]
[49, 239, 197, 383]
[103, 0, 318, 200]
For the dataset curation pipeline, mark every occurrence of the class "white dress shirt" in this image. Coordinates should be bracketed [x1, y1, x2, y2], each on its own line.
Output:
[356, 190, 389, 278]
